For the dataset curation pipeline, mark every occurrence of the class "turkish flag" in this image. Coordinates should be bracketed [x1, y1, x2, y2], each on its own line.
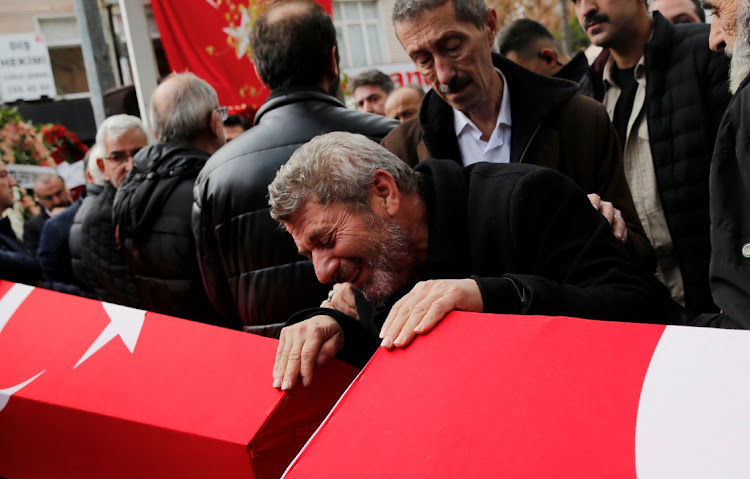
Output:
[283, 312, 750, 478]
[151, 0, 332, 113]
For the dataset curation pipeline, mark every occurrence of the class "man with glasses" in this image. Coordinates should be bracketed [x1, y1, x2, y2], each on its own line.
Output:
[23, 173, 72, 255]
[112, 72, 231, 326]
[80, 114, 149, 308]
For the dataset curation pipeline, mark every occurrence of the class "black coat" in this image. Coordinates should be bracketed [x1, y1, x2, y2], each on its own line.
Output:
[37, 198, 83, 293]
[113, 143, 227, 327]
[0, 216, 40, 285]
[592, 13, 731, 313]
[292, 160, 685, 367]
[193, 85, 397, 334]
[69, 183, 102, 297]
[23, 210, 48, 255]
[80, 182, 141, 308]
[692, 75, 750, 328]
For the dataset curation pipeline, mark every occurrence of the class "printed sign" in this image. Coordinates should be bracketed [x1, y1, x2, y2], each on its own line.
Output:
[0, 33, 57, 102]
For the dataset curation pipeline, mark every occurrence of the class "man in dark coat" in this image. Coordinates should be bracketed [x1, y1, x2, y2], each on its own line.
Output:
[80, 114, 149, 308]
[0, 161, 40, 285]
[113, 72, 228, 327]
[38, 145, 104, 296]
[381, 0, 653, 271]
[693, 0, 750, 328]
[23, 173, 72, 255]
[576, 0, 731, 314]
[267, 132, 684, 390]
[193, 0, 397, 335]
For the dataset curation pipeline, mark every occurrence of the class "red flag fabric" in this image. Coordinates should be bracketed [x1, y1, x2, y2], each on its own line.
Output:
[284, 312, 750, 478]
[151, 0, 332, 113]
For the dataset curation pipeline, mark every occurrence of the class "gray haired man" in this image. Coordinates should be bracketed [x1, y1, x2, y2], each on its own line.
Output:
[269, 132, 683, 391]
[112, 72, 230, 327]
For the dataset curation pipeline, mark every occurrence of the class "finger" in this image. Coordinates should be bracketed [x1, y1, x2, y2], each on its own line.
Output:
[299, 333, 325, 388]
[587, 193, 602, 210]
[612, 209, 627, 242]
[380, 292, 417, 348]
[392, 298, 432, 347]
[280, 335, 304, 391]
[273, 330, 292, 388]
[599, 201, 615, 224]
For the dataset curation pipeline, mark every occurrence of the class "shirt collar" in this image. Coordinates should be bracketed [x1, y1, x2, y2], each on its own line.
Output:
[602, 51, 648, 89]
[453, 68, 511, 138]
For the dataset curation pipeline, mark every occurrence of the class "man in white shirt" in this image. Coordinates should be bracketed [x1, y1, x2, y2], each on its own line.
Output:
[381, 0, 654, 267]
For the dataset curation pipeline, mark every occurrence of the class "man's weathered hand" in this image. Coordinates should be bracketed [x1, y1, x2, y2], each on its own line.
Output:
[379, 279, 483, 349]
[588, 193, 628, 243]
[320, 282, 359, 319]
[273, 315, 344, 391]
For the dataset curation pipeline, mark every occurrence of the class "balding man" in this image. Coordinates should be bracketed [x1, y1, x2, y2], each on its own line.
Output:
[24, 173, 72, 255]
[113, 72, 228, 326]
[384, 85, 425, 122]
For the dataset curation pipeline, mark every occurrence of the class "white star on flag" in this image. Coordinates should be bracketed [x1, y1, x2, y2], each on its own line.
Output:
[223, 6, 253, 60]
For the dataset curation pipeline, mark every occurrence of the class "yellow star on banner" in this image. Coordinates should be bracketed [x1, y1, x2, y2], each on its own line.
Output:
[222, 5, 253, 60]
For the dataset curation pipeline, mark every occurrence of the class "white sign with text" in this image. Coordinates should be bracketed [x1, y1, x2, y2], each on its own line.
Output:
[0, 33, 57, 102]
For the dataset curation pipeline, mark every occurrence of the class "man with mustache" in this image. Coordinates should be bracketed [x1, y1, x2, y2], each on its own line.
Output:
[381, 0, 655, 270]
[574, 0, 731, 316]
[694, 0, 750, 327]
[269, 132, 684, 390]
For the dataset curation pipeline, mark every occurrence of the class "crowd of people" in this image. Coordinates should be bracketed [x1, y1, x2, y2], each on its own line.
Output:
[1, 0, 749, 391]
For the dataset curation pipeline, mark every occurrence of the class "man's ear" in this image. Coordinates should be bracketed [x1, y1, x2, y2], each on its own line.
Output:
[97, 158, 107, 178]
[369, 170, 400, 217]
[329, 45, 339, 80]
[540, 48, 558, 65]
[485, 7, 498, 46]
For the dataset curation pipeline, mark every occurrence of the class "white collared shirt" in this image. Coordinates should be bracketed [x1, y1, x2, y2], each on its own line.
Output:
[454, 69, 512, 166]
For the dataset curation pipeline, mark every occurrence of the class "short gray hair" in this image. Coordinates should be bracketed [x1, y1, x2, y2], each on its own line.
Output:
[269, 132, 420, 222]
[393, 0, 487, 29]
[96, 114, 149, 148]
[86, 143, 106, 186]
[149, 72, 220, 144]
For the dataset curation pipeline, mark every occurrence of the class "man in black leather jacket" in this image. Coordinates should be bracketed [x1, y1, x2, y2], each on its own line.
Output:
[192, 0, 397, 335]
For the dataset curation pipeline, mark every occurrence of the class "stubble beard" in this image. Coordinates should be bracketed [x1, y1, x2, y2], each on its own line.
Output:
[356, 212, 416, 303]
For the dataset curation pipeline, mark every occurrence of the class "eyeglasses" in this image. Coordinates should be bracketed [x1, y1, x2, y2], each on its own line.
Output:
[105, 148, 142, 163]
[216, 106, 228, 121]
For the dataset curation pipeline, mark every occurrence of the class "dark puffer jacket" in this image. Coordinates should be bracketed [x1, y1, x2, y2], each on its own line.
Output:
[79, 182, 141, 308]
[193, 85, 397, 334]
[592, 12, 731, 314]
[113, 143, 229, 327]
[69, 183, 102, 297]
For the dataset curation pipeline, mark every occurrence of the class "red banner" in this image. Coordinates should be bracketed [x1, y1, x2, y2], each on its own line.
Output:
[151, 0, 332, 115]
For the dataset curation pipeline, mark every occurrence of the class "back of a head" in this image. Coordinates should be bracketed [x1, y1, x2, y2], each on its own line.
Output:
[250, 0, 337, 90]
[392, 0, 487, 29]
[351, 69, 395, 95]
[497, 18, 557, 59]
[149, 72, 220, 144]
[96, 114, 149, 148]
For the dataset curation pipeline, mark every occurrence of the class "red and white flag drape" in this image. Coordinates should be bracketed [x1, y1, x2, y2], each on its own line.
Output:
[151, 0, 332, 113]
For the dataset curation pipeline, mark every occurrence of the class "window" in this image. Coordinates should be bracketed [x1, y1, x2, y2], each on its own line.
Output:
[333, 0, 387, 68]
[36, 16, 89, 96]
